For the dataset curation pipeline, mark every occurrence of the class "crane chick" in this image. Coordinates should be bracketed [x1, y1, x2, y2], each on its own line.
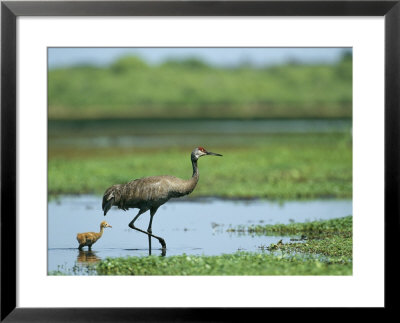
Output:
[102, 147, 222, 251]
[76, 221, 112, 250]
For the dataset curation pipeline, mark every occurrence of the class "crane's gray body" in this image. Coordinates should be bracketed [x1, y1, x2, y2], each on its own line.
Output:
[102, 175, 197, 215]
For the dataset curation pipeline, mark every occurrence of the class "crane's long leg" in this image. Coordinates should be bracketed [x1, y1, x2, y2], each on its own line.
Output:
[147, 207, 159, 254]
[128, 209, 166, 249]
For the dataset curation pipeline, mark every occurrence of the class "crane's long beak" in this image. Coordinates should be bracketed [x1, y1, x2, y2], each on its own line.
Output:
[207, 151, 222, 156]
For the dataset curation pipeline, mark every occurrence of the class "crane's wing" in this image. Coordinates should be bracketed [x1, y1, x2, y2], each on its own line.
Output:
[122, 176, 177, 201]
[102, 175, 189, 214]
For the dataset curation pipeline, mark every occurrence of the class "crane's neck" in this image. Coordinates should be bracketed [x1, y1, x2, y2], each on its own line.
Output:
[98, 227, 104, 238]
[189, 158, 200, 189]
[192, 158, 199, 178]
[177, 158, 199, 197]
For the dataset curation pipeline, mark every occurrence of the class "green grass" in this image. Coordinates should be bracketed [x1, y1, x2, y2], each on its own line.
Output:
[48, 54, 352, 119]
[93, 252, 351, 275]
[233, 215, 352, 236]
[48, 132, 352, 199]
[232, 216, 353, 264]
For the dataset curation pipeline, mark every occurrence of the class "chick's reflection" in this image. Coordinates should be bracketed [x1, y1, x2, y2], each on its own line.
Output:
[77, 250, 101, 264]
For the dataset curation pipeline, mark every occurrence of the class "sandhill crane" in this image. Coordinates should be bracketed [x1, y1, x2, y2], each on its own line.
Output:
[102, 147, 222, 251]
[76, 220, 112, 250]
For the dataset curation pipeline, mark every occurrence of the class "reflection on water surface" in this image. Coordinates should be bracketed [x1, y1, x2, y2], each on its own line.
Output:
[49, 118, 352, 149]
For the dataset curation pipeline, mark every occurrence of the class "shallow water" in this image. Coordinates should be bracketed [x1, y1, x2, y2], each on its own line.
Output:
[48, 118, 351, 149]
[48, 195, 352, 274]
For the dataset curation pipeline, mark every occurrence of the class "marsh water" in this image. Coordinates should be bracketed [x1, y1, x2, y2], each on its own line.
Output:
[48, 196, 352, 274]
[48, 118, 351, 149]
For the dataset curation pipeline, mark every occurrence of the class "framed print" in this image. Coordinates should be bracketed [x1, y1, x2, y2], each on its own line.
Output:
[1, 0, 398, 320]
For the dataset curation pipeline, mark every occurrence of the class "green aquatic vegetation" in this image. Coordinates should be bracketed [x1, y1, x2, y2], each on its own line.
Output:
[232, 216, 352, 264]
[275, 236, 352, 264]
[48, 263, 97, 276]
[95, 252, 352, 276]
[238, 216, 352, 237]
[48, 133, 352, 199]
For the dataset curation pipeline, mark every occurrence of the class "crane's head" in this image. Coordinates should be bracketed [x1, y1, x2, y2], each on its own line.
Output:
[100, 221, 112, 229]
[191, 147, 222, 161]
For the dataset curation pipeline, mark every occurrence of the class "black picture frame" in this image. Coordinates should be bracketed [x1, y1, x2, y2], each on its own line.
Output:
[1, 0, 398, 321]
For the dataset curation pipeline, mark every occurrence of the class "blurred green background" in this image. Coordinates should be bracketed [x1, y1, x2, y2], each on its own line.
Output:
[48, 48, 352, 199]
[49, 50, 352, 119]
